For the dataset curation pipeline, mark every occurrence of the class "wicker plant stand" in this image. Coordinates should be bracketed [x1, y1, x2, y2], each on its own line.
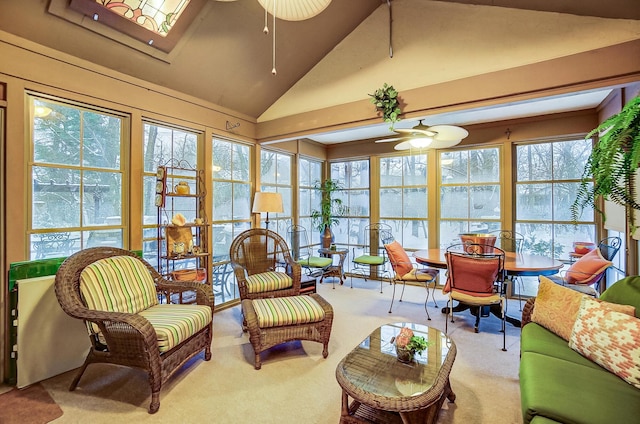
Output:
[241, 293, 334, 369]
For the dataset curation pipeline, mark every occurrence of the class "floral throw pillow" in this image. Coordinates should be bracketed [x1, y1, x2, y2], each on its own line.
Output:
[569, 297, 640, 389]
[531, 277, 635, 341]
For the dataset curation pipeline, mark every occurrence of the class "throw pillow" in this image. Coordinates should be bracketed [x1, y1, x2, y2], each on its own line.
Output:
[565, 248, 612, 285]
[531, 277, 636, 341]
[384, 240, 413, 277]
[569, 297, 640, 389]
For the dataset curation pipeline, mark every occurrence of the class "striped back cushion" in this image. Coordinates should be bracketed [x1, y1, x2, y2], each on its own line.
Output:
[252, 295, 325, 328]
[80, 256, 158, 314]
[245, 271, 292, 294]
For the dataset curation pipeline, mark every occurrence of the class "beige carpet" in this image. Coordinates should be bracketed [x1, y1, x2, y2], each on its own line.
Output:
[41, 278, 524, 423]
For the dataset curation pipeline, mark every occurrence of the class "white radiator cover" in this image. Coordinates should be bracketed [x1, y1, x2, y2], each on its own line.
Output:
[16, 275, 91, 388]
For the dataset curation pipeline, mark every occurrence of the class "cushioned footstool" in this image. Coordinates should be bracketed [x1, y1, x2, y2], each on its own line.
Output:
[241, 293, 334, 369]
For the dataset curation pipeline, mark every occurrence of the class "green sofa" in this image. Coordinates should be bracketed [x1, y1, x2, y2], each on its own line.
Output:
[519, 276, 640, 424]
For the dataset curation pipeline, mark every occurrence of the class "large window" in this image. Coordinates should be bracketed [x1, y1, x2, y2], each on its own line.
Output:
[29, 95, 125, 260]
[380, 154, 429, 250]
[515, 139, 594, 259]
[331, 159, 370, 271]
[298, 157, 323, 241]
[259, 149, 292, 237]
[212, 139, 252, 258]
[439, 147, 501, 247]
[142, 122, 200, 265]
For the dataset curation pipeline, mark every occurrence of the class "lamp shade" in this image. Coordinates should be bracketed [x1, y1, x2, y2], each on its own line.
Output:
[257, 0, 332, 21]
[252, 192, 284, 213]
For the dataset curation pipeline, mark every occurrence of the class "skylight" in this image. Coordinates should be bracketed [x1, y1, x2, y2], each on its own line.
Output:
[94, 0, 191, 37]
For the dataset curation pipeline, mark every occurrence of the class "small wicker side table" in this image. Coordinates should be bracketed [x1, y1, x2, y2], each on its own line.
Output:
[335, 322, 456, 424]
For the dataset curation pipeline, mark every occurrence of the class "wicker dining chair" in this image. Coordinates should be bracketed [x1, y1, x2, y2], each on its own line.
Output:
[229, 228, 302, 302]
[54, 247, 214, 413]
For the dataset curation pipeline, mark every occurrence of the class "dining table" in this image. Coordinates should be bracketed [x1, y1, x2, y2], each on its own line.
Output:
[413, 248, 563, 327]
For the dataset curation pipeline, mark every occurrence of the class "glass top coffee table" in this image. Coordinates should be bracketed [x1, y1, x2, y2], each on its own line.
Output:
[335, 322, 456, 424]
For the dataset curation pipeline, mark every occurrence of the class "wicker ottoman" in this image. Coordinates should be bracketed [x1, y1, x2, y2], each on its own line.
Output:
[241, 293, 334, 369]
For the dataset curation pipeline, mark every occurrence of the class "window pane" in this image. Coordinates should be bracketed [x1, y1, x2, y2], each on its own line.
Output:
[380, 188, 402, 217]
[441, 151, 468, 184]
[404, 155, 427, 185]
[32, 166, 81, 229]
[82, 170, 122, 226]
[213, 181, 232, 221]
[554, 182, 593, 221]
[553, 139, 592, 180]
[82, 110, 122, 169]
[32, 100, 80, 166]
[232, 144, 250, 181]
[441, 186, 468, 219]
[517, 143, 551, 182]
[261, 151, 277, 184]
[470, 185, 500, 219]
[380, 157, 403, 186]
[516, 183, 552, 220]
[469, 148, 500, 183]
[404, 187, 427, 219]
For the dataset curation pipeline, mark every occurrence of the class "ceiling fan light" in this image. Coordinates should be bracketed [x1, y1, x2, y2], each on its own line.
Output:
[409, 137, 433, 148]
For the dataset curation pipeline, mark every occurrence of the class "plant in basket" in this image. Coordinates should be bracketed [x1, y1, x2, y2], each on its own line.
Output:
[394, 327, 429, 363]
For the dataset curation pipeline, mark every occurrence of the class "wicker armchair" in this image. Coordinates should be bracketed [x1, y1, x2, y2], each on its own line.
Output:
[229, 228, 302, 301]
[54, 247, 214, 413]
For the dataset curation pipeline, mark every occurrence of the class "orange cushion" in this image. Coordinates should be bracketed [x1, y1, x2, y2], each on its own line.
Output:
[384, 240, 413, 277]
[531, 277, 636, 341]
[444, 253, 500, 297]
[565, 248, 612, 285]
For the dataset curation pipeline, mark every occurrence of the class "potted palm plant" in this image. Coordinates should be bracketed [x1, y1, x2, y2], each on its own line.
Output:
[571, 95, 640, 233]
[311, 179, 349, 248]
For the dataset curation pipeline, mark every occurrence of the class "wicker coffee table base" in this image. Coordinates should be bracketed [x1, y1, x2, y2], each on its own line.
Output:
[340, 379, 455, 424]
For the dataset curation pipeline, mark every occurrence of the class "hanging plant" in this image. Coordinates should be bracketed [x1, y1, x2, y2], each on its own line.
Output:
[369, 83, 402, 130]
[571, 95, 640, 233]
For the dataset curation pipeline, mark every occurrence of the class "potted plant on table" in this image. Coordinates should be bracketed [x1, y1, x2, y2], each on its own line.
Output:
[394, 327, 430, 363]
[311, 179, 349, 249]
[571, 95, 640, 233]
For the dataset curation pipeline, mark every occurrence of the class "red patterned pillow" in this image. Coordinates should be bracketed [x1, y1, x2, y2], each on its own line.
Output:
[531, 277, 636, 341]
[569, 297, 640, 389]
[565, 248, 612, 285]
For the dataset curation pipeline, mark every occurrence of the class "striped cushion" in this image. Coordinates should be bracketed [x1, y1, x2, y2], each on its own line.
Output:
[252, 296, 325, 328]
[139, 304, 212, 353]
[353, 255, 385, 265]
[246, 271, 292, 294]
[80, 256, 158, 314]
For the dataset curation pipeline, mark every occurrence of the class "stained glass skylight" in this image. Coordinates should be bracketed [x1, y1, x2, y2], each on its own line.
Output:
[95, 0, 191, 37]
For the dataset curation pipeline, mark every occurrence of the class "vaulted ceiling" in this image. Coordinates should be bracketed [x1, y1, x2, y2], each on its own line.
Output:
[1, 0, 639, 142]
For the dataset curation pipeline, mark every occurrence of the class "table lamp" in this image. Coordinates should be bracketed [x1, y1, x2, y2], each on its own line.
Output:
[252, 192, 283, 230]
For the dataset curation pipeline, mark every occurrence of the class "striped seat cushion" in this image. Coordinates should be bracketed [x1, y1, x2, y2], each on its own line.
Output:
[252, 296, 326, 328]
[246, 271, 292, 294]
[353, 255, 385, 265]
[80, 256, 158, 313]
[139, 304, 212, 353]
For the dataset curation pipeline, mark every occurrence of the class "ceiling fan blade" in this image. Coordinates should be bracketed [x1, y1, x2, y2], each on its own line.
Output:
[429, 125, 469, 141]
[375, 137, 406, 143]
[393, 141, 413, 151]
[394, 127, 437, 137]
[428, 138, 464, 149]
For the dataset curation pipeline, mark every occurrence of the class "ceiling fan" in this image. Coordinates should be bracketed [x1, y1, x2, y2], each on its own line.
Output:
[375, 120, 469, 150]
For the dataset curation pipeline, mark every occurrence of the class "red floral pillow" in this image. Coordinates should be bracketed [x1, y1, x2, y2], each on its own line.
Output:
[565, 248, 612, 285]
